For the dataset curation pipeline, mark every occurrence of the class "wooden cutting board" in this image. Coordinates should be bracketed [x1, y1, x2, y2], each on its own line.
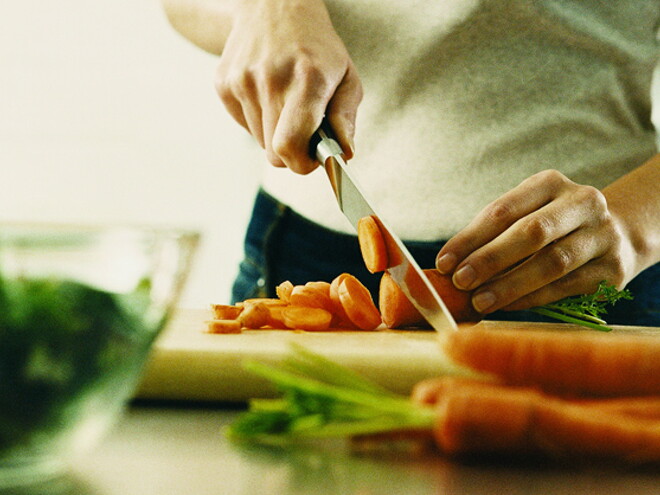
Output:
[134, 308, 657, 402]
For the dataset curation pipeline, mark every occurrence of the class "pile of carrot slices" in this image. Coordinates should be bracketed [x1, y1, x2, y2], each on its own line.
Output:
[206, 273, 382, 333]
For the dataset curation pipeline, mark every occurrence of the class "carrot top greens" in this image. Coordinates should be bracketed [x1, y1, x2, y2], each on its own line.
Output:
[531, 281, 633, 332]
[226, 343, 435, 443]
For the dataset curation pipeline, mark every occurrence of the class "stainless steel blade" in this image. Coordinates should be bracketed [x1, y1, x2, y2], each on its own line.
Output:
[311, 122, 458, 334]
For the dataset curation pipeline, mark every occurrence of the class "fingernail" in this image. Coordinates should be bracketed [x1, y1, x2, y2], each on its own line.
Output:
[453, 264, 476, 289]
[348, 136, 356, 157]
[436, 253, 457, 274]
[473, 291, 496, 313]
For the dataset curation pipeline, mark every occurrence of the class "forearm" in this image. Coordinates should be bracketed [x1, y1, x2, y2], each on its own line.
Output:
[160, 0, 239, 54]
[603, 153, 660, 276]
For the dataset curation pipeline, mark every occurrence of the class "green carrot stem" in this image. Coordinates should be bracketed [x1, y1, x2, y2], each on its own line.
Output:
[541, 304, 608, 325]
[243, 360, 417, 415]
[530, 307, 612, 332]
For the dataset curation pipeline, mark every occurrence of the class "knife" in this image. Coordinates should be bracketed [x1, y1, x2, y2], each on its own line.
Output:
[309, 118, 458, 334]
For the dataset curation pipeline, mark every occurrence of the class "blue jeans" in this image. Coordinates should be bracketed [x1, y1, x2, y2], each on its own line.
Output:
[232, 189, 660, 327]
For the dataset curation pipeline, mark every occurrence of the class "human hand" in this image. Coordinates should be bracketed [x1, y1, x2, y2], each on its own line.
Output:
[435, 170, 636, 314]
[215, 0, 362, 174]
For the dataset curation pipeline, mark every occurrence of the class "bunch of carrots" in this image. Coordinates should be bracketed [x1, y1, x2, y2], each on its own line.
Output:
[215, 214, 659, 464]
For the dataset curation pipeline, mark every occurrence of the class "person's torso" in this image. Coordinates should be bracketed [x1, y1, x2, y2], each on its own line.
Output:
[262, 0, 660, 240]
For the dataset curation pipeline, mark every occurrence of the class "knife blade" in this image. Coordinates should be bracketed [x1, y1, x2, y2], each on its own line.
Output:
[310, 118, 458, 334]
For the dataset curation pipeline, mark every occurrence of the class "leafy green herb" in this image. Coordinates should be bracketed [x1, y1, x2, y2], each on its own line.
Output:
[226, 343, 435, 443]
[530, 281, 633, 332]
[0, 273, 156, 456]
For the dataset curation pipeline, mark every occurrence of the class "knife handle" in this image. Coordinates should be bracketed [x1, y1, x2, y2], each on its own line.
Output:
[309, 117, 343, 164]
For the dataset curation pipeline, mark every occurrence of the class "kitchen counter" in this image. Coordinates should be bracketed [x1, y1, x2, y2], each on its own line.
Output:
[8, 401, 659, 495]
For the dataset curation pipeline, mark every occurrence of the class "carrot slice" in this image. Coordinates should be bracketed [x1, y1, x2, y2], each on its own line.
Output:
[357, 215, 388, 273]
[379, 269, 482, 328]
[238, 302, 271, 329]
[412, 376, 660, 463]
[305, 280, 332, 297]
[289, 284, 333, 312]
[443, 327, 660, 397]
[276, 280, 294, 302]
[329, 274, 357, 328]
[206, 319, 242, 334]
[281, 306, 333, 332]
[337, 274, 382, 331]
[211, 304, 242, 320]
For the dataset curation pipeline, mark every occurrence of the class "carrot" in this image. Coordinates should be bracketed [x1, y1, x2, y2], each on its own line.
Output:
[412, 377, 660, 462]
[305, 280, 332, 296]
[211, 304, 243, 320]
[337, 274, 382, 331]
[281, 306, 333, 332]
[238, 302, 271, 329]
[289, 284, 333, 312]
[573, 396, 660, 421]
[328, 274, 358, 328]
[379, 269, 482, 328]
[276, 280, 294, 302]
[357, 215, 388, 273]
[243, 297, 288, 307]
[442, 326, 660, 397]
[206, 319, 242, 334]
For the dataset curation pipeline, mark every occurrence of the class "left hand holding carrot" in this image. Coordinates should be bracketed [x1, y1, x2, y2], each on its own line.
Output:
[434, 169, 642, 314]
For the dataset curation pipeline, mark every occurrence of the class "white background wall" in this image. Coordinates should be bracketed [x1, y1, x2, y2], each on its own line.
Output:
[0, 1, 263, 307]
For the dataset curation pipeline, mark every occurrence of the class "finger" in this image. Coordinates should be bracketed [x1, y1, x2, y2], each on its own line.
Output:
[271, 71, 337, 174]
[326, 61, 363, 160]
[219, 92, 250, 132]
[452, 193, 590, 291]
[470, 228, 607, 313]
[499, 259, 615, 311]
[216, 68, 265, 149]
[259, 85, 286, 168]
[436, 170, 574, 274]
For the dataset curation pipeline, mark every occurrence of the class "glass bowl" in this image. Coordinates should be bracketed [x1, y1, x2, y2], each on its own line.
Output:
[0, 223, 199, 487]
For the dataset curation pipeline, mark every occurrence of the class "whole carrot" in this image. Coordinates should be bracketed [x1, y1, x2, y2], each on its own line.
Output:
[412, 377, 660, 463]
[442, 326, 660, 397]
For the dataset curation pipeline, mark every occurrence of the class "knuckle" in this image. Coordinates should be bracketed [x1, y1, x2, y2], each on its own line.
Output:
[532, 169, 573, 193]
[544, 244, 574, 274]
[483, 201, 514, 227]
[524, 216, 555, 247]
[576, 185, 607, 211]
[603, 254, 627, 286]
[294, 56, 325, 87]
[476, 249, 505, 272]
[270, 133, 293, 161]
[215, 69, 254, 100]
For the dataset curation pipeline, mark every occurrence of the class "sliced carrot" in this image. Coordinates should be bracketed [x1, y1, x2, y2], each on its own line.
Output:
[329, 273, 358, 329]
[379, 269, 481, 328]
[357, 215, 388, 273]
[206, 319, 242, 334]
[275, 280, 294, 302]
[243, 297, 288, 307]
[289, 284, 333, 312]
[281, 306, 333, 332]
[337, 274, 382, 331]
[211, 304, 243, 320]
[442, 326, 660, 397]
[238, 302, 272, 329]
[264, 305, 287, 329]
[305, 280, 332, 297]
[412, 376, 660, 463]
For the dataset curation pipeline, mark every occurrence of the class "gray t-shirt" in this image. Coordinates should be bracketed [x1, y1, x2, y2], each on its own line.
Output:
[262, 0, 660, 240]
